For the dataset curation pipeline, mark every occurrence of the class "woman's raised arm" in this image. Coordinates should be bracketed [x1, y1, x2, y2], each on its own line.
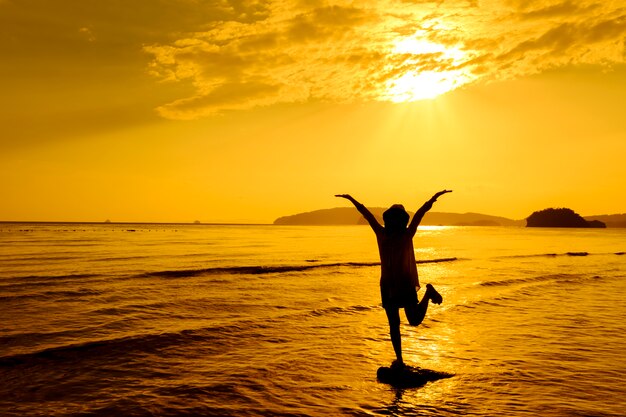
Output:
[335, 194, 383, 233]
[408, 190, 452, 235]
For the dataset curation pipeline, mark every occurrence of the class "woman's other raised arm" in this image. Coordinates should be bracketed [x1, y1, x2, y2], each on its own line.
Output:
[407, 190, 453, 235]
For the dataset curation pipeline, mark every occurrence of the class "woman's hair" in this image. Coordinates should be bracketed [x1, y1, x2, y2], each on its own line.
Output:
[383, 204, 409, 231]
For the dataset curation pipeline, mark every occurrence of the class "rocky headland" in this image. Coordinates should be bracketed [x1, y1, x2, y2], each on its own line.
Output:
[274, 208, 522, 226]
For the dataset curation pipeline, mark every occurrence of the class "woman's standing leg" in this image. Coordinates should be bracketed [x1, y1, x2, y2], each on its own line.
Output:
[384, 307, 403, 365]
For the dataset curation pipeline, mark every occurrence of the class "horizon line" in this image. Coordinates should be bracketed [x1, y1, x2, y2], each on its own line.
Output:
[2, 209, 623, 226]
[0, 220, 272, 226]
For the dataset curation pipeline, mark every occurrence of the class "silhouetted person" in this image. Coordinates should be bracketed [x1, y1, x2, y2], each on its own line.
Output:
[335, 190, 452, 368]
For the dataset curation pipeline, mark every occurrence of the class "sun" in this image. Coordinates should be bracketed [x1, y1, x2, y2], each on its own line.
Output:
[384, 70, 468, 102]
[381, 37, 474, 103]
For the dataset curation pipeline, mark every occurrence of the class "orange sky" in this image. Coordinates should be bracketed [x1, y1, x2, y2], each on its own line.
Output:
[1, 0, 625, 223]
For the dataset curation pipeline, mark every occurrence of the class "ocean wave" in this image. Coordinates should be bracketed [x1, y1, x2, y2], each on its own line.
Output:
[1, 258, 459, 288]
[308, 304, 378, 317]
[141, 257, 459, 279]
[494, 251, 625, 260]
[0, 298, 382, 367]
[0, 324, 254, 368]
[477, 273, 584, 288]
[91, 255, 152, 262]
[1, 273, 99, 282]
[0, 274, 102, 294]
[0, 255, 81, 262]
[0, 288, 105, 302]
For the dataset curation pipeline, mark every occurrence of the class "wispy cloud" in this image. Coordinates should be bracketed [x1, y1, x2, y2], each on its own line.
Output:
[78, 27, 96, 42]
[144, 0, 626, 119]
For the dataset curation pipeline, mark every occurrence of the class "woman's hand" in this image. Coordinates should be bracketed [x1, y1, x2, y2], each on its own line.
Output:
[431, 190, 452, 201]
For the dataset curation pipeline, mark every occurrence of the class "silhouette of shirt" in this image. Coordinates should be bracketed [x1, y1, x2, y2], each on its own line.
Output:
[354, 199, 434, 294]
[375, 228, 420, 292]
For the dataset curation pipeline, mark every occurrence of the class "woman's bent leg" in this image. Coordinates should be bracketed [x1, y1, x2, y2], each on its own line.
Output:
[405, 296, 429, 326]
[405, 284, 442, 326]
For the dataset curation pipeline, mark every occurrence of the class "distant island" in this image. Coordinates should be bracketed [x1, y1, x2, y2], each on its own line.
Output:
[526, 208, 606, 228]
[274, 208, 523, 226]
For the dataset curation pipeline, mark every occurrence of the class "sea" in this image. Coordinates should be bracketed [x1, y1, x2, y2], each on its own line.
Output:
[1, 223, 625, 417]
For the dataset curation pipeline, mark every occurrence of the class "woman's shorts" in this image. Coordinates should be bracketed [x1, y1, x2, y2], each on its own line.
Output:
[380, 282, 418, 309]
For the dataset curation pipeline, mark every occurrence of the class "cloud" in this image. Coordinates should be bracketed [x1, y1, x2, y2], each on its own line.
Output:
[156, 81, 281, 119]
[78, 27, 96, 42]
[145, 3, 389, 117]
[518, 1, 600, 20]
[144, 0, 626, 119]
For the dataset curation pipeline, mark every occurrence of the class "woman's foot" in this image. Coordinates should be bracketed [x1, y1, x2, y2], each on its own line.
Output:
[391, 359, 406, 370]
[426, 283, 443, 305]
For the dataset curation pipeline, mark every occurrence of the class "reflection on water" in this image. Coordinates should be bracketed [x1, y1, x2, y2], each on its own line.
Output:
[1, 225, 625, 416]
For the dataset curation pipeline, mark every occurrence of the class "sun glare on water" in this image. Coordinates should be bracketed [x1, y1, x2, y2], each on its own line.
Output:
[382, 37, 474, 103]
